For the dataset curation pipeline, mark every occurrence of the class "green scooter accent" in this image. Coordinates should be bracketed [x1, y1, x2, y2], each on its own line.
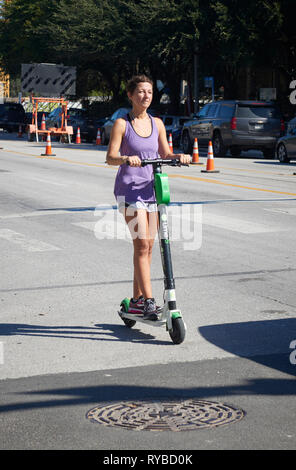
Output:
[154, 173, 170, 205]
[120, 297, 130, 312]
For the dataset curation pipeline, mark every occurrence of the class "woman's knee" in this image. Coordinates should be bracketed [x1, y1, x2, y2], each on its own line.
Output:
[134, 239, 150, 257]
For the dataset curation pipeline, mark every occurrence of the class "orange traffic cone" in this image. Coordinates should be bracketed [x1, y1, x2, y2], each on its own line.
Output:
[41, 132, 56, 156]
[96, 128, 101, 145]
[191, 138, 203, 164]
[17, 125, 23, 138]
[76, 127, 81, 144]
[168, 133, 173, 153]
[201, 140, 220, 173]
[41, 113, 46, 131]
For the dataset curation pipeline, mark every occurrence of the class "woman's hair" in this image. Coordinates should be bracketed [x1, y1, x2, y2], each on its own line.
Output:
[126, 74, 153, 95]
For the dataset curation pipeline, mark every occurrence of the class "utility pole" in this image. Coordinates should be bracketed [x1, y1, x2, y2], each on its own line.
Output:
[193, 42, 199, 115]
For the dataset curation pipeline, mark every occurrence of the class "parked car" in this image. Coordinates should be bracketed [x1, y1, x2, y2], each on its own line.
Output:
[160, 115, 191, 146]
[101, 107, 131, 144]
[79, 116, 108, 142]
[181, 100, 284, 158]
[276, 117, 296, 162]
[45, 107, 106, 142]
[0, 102, 26, 132]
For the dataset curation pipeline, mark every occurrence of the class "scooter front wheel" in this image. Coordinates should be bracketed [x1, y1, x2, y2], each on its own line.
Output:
[169, 317, 186, 344]
[121, 314, 136, 328]
[119, 299, 136, 328]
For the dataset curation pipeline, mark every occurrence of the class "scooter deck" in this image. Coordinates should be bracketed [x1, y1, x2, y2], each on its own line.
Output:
[118, 311, 167, 327]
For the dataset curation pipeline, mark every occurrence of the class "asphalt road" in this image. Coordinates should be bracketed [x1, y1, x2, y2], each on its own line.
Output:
[0, 132, 295, 452]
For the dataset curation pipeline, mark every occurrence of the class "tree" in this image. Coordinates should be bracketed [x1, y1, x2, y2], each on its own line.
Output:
[0, 0, 55, 75]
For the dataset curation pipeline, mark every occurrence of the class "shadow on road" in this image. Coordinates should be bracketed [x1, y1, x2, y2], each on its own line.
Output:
[0, 322, 170, 345]
[0, 318, 295, 414]
[199, 318, 296, 376]
[0, 354, 294, 414]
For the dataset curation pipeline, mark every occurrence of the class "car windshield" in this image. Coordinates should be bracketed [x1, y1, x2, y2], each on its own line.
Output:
[237, 105, 280, 119]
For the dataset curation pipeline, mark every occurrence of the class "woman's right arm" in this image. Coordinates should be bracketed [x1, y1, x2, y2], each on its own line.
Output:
[106, 118, 142, 166]
[106, 119, 127, 166]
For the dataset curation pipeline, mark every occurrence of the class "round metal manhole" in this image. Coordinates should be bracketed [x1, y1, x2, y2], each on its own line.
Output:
[86, 399, 245, 431]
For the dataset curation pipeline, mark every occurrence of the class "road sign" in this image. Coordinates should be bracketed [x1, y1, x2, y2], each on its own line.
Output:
[21, 63, 76, 96]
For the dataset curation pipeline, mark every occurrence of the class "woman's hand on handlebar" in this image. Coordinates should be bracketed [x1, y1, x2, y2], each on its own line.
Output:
[174, 153, 191, 165]
[126, 155, 142, 167]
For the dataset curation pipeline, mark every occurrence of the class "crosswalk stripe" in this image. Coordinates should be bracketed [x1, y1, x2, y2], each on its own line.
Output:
[0, 229, 60, 252]
[202, 213, 279, 233]
[73, 207, 281, 238]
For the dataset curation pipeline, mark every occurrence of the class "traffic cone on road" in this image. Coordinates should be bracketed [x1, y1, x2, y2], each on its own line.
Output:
[191, 138, 203, 164]
[201, 140, 220, 173]
[41, 113, 46, 131]
[17, 125, 23, 138]
[76, 127, 81, 144]
[168, 133, 173, 153]
[41, 132, 56, 156]
[96, 128, 101, 145]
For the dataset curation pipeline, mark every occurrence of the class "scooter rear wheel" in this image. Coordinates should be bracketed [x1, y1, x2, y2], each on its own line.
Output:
[169, 317, 186, 344]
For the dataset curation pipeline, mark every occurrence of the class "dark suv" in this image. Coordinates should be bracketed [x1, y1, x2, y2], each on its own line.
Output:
[181, 100, 284, 158]
[0, 102, 26, 132]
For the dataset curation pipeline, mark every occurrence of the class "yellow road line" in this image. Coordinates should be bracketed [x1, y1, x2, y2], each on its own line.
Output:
[3, 149, 110, 169]
[4, 148, 296, 196]
[168, 174, 296, 196]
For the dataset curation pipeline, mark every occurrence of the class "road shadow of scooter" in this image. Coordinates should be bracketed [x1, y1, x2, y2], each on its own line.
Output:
[94, 323, 172, 346]
[199, 317, 296, 376]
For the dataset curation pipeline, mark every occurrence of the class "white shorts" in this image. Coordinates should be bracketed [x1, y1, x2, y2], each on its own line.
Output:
[117, 199, 158, 213]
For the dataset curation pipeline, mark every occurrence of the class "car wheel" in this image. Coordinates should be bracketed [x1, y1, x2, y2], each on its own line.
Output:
[277, 143, 290, 163]
[181, 131, 192, 154]
[212, 132, 226, 157]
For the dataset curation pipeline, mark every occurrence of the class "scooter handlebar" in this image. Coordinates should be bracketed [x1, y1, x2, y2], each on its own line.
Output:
[126, 158, 189, 167]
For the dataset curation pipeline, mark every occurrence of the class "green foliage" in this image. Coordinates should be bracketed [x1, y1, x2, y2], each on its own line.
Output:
[0, 0, 295, 107]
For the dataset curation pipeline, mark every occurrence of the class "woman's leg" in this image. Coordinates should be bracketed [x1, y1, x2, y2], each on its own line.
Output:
[124, 208, 158, 299]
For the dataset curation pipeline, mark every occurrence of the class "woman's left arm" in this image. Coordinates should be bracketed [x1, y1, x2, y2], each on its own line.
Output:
[155, 117, 191, 164]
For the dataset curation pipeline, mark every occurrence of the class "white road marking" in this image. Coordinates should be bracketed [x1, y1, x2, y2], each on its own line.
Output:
[0, 210, 71, 219]
[202, 213, 280, 234]
[0, 229, 60, 252]
[73, 206, 280, 239]
[73, 220, 131, 241]
[264, 207, 296, 215]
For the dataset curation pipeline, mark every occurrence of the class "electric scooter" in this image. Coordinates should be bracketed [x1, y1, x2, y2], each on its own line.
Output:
[118, 158, 188, 344]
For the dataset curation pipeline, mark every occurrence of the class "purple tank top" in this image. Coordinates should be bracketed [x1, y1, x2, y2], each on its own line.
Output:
[113, 114, 159, 203]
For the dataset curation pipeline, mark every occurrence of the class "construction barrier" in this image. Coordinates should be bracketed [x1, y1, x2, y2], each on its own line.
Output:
[201, 140, 220, 173]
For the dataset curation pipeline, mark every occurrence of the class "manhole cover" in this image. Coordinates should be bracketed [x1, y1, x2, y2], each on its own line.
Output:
[86, 399, 245, 431]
